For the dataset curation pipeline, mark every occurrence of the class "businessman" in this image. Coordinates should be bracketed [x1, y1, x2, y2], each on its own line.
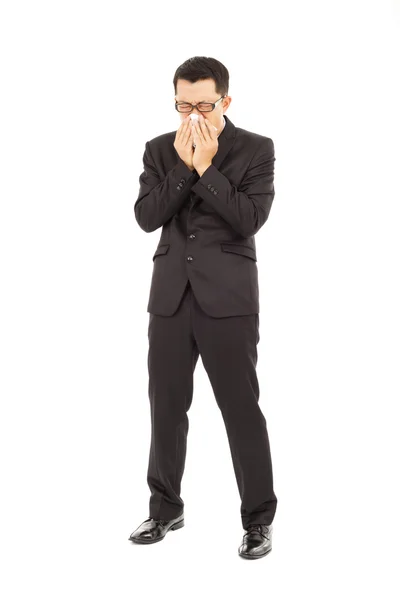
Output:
[129, 56, 278, 559]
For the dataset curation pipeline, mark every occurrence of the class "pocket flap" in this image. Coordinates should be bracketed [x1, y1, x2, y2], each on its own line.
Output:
[153, 244, 170, 260]
[220, 243, 257, 261]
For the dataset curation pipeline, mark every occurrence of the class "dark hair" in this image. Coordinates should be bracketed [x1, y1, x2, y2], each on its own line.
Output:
[173, 56, 229, 97]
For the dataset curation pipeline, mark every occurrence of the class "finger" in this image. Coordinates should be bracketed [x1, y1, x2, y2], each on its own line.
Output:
[194, 120, 206, 144]
[185, 117, 196, 146]
[200, 118, 212, 141]
[199, 116, 212, 140]
[176, 119, 184, 140]
[192, 122, 198, 143]
[185, 116, 194, 138]
[202, 118, 215, 139]
[183, 120, 193, 146]
[177, 116, 190, 140]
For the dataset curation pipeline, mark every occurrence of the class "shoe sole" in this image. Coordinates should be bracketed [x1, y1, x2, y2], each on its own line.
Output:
[238, 547, 272, 559]
[128, 518, 185, 544]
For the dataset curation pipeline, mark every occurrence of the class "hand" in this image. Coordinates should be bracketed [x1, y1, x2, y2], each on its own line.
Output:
[192, 114, 218, 175]
[173, 115, 195, 171]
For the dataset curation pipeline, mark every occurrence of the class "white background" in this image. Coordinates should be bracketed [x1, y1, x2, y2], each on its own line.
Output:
[1, 0, 399, 598]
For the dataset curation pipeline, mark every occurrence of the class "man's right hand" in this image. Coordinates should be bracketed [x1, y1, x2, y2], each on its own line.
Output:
[174, 115, 195, 171]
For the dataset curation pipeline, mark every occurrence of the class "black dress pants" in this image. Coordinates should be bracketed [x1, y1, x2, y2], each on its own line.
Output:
[146, 281, 277, 529]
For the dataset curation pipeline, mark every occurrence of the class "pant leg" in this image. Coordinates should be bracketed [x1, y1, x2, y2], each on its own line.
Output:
[147, 282, 200, 520]
[190, 293, 277, 528]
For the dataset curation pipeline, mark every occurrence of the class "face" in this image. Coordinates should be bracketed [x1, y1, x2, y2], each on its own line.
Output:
[174, 78, 232, 134]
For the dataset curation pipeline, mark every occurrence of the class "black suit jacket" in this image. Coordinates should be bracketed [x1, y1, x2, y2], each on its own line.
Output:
[134, 114, 275, 318]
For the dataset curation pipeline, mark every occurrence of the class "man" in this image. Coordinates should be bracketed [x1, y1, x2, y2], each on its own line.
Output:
[129, 56, 278, 559]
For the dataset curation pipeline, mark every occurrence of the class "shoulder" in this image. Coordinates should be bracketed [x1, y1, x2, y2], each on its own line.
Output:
[147, 131, 175, 150]
[235, 126, 273, 148]
[234, 126, 274, 161]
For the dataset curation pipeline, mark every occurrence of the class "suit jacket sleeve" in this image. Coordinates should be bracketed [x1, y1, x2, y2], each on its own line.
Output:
[134, 141, 197, 233]
[191, 137, 275, 238]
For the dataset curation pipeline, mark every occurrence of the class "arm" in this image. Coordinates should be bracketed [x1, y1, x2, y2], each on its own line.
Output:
[134, 141, 198, 233]
[191, 138, 275, 238]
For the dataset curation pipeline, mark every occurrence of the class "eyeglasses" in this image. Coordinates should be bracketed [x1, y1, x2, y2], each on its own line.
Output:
[175, 95, 226, 113]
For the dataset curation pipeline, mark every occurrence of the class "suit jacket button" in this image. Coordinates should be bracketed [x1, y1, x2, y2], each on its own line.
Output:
[207, 184, 211, 189]
[210, 186, 215, 192]
[213, 190, 218, 195]
[189, 234, 196, 239]
[187, 256, 193, 261]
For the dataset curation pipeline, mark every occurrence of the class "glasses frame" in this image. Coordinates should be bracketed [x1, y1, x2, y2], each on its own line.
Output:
[175, 95, 227, 113]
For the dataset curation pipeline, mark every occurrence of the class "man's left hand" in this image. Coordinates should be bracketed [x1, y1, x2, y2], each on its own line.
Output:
[192, 114, 218, 176]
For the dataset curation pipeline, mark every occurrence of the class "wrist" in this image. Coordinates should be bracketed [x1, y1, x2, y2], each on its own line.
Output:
[196, 163, 212, 177]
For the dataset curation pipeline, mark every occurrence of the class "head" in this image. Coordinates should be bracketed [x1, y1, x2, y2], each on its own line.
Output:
[173, 56, 232, 133]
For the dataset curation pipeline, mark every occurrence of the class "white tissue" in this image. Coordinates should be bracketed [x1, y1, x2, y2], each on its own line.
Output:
[189, 114, 218, 148]
[189, 113, 217, 129]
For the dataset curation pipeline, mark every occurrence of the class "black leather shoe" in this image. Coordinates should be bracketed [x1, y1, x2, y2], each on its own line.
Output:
[238, 524, 273, 559]
[128, 513, 184, 544]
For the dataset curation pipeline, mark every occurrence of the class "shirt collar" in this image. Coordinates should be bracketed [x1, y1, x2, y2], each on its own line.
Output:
[217, 115, 226, 138]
